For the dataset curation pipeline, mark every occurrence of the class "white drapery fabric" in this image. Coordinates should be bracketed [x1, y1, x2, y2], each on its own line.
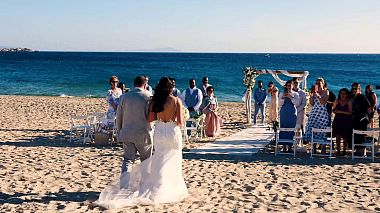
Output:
[259, 69, 309, 90]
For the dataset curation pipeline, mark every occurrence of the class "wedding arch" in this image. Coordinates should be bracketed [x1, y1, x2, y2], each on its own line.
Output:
[242, 67, 309, 124]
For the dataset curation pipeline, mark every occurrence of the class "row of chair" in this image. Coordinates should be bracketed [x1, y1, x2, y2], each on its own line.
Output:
[274, 127, 378, 162]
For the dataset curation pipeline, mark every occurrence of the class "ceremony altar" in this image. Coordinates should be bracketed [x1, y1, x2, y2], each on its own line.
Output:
[243, 67, 309, 124]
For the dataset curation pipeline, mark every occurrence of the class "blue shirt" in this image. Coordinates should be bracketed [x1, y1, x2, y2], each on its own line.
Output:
[253, 87, 267, 104]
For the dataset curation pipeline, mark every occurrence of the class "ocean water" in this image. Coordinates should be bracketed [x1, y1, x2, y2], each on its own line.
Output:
[0, 52, 379, 102]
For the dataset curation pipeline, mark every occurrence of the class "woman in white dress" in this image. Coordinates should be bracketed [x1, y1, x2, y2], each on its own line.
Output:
[95, 77, 188, 209]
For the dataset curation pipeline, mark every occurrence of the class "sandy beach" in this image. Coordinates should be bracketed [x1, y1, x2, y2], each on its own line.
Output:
[0, 95, 379, 212]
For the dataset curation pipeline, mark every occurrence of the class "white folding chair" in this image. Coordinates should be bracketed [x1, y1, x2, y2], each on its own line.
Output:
[184, 118, 203, 142]
[310, 127, 333, 159]
[69, 115, 92, 144]
[352, 129, 377, 162]
[275, 127, 299, 157]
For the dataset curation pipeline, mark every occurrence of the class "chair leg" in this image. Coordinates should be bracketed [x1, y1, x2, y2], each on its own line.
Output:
[310, 142, 314, 159]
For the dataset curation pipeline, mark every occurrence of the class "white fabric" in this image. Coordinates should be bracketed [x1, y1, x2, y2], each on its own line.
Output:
[259, 69, 309, 90]
[95, 121, 188, 209]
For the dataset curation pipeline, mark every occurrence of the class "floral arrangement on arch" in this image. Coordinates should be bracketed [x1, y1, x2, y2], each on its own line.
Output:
[243, 67, 260, 91]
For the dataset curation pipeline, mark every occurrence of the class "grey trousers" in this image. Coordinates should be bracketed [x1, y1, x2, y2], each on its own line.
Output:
[121, 135, 152, 173]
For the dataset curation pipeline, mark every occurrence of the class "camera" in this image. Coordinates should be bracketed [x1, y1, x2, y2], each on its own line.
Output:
[375, 85, 380, 90]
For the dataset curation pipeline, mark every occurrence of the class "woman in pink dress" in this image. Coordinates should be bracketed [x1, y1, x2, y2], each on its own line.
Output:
[202, 86, 223, 137]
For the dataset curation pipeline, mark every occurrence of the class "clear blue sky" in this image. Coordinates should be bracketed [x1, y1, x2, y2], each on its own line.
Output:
[1, 0, 379, 53]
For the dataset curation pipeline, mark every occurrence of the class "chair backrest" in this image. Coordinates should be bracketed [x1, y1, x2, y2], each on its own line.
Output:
[71, 115, 89, 126]
[312, 127, 332, 133]
[353, 129, 378, 137]
[277, 127, 297, 132]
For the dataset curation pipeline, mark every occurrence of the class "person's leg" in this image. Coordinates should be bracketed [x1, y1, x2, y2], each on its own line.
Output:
[135, 133, 153, 162]
[336, 136, 341, 155]
[253, 103, 259, 125]
[260, 104, 265, 125]
[122, 141, 136, 173]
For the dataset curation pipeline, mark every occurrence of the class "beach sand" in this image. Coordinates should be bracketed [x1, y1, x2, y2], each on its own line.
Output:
[0, 95, 379, 212]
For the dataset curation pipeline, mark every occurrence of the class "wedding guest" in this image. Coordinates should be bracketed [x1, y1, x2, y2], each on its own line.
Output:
[106, 76, 122, 119]
[332, 88, 352, 155]
[351, 83, 371, 154]
[143, 76, 153, 94]
[202, 86, 223, 137]
[200, 76, 212, 98]
[253, 80, 267, 126]
[304, 78, 330, 146]
[117, 82, 129, 94]
[267, 81, 279, 124]
[182, 78, 203, 117]
[292, 77, 307, 132]
[365, 84, 377, 128]
[377, 103, 380, 127]
[324, 83, 336, 126]
[278, 80, 299, 152]
[169, 77, 181, 98]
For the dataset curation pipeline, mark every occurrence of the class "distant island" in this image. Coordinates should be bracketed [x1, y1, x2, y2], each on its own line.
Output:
[0, 47, 37, 52]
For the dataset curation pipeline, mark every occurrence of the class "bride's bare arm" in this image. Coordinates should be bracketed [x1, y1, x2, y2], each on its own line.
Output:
[176, 99, 184, 127]
[148, 101, 156, 122]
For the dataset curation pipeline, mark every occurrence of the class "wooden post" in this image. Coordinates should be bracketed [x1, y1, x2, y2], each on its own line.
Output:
[245, 89, 252, 124]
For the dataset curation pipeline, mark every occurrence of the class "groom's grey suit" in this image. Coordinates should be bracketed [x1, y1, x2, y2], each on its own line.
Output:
[116, 87, 152, 173]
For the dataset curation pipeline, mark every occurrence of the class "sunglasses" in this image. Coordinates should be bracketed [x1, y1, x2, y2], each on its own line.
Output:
[351, 87, 358, 90]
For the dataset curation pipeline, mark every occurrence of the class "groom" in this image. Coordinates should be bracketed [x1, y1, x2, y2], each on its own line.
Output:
[116, 76, 153, 173]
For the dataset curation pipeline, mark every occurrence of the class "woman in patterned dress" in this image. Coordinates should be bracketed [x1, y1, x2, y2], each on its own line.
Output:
[304, 78, 330, 147]
[106, 76, 123, 119]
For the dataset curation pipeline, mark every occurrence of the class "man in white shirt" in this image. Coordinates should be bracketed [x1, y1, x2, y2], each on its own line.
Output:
[200, 76, 212, 98]
[182, 78, 203, 117]
[292, 77, 307, 133]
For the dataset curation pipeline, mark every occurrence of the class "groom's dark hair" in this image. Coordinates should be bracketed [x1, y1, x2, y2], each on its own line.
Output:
[134, 76, 148, 87]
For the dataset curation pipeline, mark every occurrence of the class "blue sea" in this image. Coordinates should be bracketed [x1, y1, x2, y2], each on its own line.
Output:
[0, 52, 379, 102]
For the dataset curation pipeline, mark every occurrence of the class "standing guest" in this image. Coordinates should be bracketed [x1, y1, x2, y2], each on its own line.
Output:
[200, 76, 212, 98]
[182, 79, 203, 117]
[365, 84, 377, 128]
[117, 82, 129, 94]
[351, 83, 371, 154]
[169, 77, 181, 98]
[202, 86, 223, 137]
[324, 83, 336, 126]
[106, 76, 123, 119]
[377, 102, 380, 128]
[292, 77, 307, 133]
[332, 88, 352, 155]
[253, 80, 267, 126]
[278, 80, 299, 152]
[304, 78, 330, 145]
[267, 81, 279, 124]
[143, 76, 153, 94]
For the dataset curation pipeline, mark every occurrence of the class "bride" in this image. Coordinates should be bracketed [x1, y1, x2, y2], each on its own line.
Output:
[95, 77, 188, 209]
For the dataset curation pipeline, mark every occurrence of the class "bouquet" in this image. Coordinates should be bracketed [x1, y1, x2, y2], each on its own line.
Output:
[182, 106, 190, 120]
[243, 67, 259, 91]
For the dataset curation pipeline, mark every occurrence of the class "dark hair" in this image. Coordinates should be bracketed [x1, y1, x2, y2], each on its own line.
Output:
[134, 76, 147, 87]
[365, 84, 373, 91]
[189, 78, 195, 84]
[284, 80, 293, 92]
[206, 85, 214, 92]
[257, 80, 263, 84]
[268, 81, 274, 87]
[152, 77, 174, 113]
[338, 88, 350, 100]
[118, 82, 125, 88]
[292, 77, 300, 82]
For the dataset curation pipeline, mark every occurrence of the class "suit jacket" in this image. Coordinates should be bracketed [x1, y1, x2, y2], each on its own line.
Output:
[116, 88, 152, 143]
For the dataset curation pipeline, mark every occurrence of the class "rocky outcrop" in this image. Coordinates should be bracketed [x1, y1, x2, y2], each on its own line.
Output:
[0, 47, 37, 52]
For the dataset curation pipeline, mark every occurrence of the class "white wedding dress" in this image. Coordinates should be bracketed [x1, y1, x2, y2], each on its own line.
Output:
[94, 121, 188, 209]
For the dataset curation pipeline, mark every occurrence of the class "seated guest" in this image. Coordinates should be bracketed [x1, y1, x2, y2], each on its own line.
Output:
[202, 86, 223, 137]
[365, 84, 377, 128]
[278, 80, 299, 152]
[118, 82, 129, 94]
[169, 77, 181, 98]
[106, 76, 123, 119]
[351, 83, 371, 154]
[332, 88, 352, 155]
[200, 76, 212, 98]
[253, 80, 267, 126]
[304, 78, 329, 148]
[182, 79, 203, 117]
[267, 81, 279, 124]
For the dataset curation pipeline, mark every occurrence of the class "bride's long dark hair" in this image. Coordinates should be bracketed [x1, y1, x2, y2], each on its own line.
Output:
[152, 77, 174, 113]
